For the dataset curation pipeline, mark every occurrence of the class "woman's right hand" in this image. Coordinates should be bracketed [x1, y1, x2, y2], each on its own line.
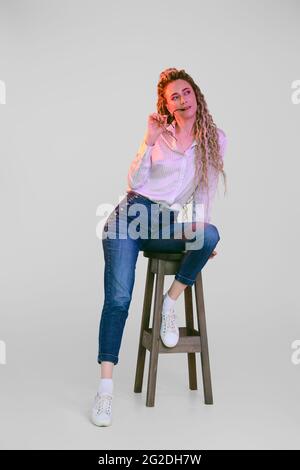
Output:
[144, 113, 168, 146]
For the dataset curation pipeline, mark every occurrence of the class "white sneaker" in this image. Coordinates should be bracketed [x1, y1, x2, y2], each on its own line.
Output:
[91, 392, 113, 426]
[160, 294, 179, 348]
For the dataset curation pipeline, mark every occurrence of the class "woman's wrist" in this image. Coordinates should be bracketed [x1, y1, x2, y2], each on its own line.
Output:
[145, 135, 156, 146]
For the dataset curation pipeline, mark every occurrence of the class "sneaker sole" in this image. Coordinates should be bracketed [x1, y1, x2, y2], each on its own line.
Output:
[91, 416, 112, 427]
[160, 333, 179, 348]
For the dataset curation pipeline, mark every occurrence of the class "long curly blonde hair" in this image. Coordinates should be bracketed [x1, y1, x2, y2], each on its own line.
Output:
[157, 67, 227, 207]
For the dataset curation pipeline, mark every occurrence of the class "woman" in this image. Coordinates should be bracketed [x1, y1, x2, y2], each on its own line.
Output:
[91, 67, 228, 426]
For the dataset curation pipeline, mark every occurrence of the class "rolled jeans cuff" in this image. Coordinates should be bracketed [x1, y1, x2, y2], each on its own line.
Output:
[174, 273, 195, 286]
[98, 352, 119, 366]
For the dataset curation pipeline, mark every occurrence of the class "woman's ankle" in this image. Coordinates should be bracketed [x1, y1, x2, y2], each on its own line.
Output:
[100, 360, 114, 379]
[98, 377, 114, 395]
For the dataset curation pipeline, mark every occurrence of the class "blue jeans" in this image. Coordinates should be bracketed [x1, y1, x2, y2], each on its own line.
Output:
[98, 190, 220, 365]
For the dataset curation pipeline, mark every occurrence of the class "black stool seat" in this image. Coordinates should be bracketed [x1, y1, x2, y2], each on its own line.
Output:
[143, 251, 186, 261]
[134, 251, 213, 407]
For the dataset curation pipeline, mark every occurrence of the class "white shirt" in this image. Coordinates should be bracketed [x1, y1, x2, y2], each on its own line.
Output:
[126, 119, 227, 223]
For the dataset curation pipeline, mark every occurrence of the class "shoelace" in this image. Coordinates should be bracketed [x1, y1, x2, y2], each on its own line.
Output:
[161, 309, 177, 333]
[94, 393, 112, 416]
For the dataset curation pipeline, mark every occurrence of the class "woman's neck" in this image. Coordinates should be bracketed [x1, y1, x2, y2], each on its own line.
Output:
[175, 120, 195, 138]
[175, 119, 195, 137]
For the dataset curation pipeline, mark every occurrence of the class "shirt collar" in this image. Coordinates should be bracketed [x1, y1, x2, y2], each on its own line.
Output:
[163, 119, 198, 150]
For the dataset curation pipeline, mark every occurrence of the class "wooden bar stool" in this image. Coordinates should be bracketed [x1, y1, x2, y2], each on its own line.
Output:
[134, 250, 213, 407]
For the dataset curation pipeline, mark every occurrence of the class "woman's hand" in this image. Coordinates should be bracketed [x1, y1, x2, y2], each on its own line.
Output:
[209, 250, 217, 259]
[145, 113, 168, 146]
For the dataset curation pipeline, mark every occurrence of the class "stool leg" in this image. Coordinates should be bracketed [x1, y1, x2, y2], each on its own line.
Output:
[194, 272, 213, 404]
[146, 260, 164, 407]
[134, 259, 154, 393]
[184, 286, 198, 390]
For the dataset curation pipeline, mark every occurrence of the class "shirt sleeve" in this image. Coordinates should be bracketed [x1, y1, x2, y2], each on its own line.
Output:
[192, 129, 227, 224]
[127, 136, 154, 189]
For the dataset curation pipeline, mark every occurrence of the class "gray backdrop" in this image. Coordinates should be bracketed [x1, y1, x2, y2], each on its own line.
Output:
[0, 0, 299, 450]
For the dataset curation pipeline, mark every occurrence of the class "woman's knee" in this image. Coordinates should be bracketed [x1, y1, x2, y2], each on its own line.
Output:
[205, 223, 220, 246]
[186, 223, 220, 251]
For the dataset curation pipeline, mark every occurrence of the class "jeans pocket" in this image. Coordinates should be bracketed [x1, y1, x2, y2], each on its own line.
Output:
[126, 191, 139, 204]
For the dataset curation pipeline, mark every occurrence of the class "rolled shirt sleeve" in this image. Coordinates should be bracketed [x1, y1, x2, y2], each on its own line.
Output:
[127, 136, 154, 189]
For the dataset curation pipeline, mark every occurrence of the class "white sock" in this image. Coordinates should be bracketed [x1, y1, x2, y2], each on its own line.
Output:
[163, 291, 176, 311]
[98, 378, 113, 395]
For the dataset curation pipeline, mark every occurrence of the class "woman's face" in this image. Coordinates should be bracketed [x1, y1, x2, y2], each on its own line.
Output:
[164, 79, 197, 120]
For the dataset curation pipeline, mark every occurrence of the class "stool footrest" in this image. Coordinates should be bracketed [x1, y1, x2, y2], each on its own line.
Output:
[142, 327, 201, 353]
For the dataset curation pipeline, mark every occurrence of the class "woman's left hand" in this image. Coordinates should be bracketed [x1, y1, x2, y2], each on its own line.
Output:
[209, 250, 217, 259]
